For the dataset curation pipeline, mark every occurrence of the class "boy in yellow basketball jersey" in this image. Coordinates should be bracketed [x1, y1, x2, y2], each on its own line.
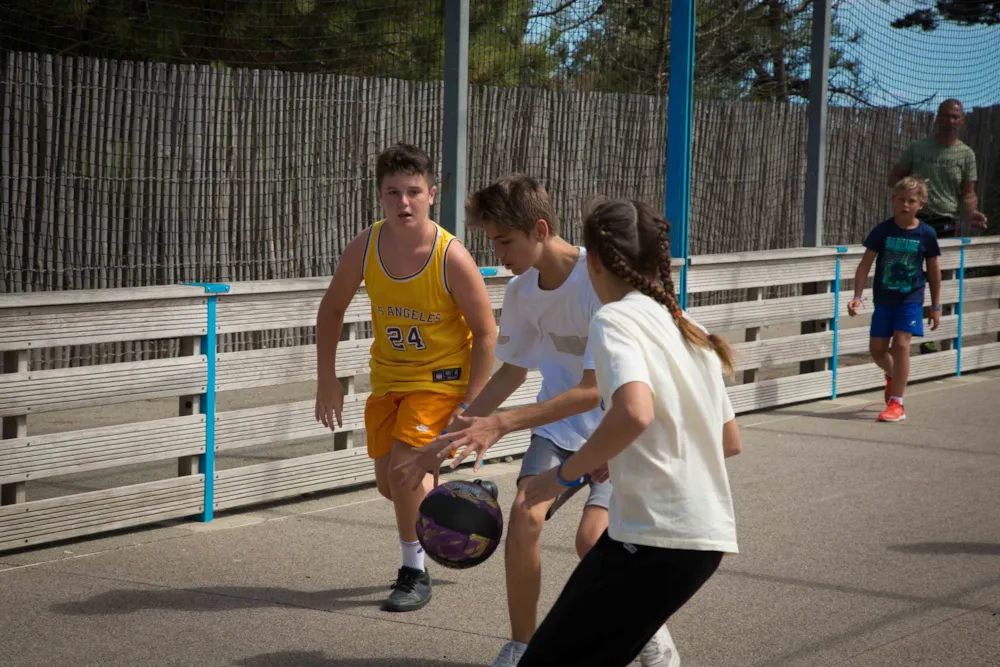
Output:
[314, 143, 497, 612]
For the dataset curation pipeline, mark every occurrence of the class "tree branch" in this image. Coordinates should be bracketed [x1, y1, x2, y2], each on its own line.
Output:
[529, 0, 586, 20]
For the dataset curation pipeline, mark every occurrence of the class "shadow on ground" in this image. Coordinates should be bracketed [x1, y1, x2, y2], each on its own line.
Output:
[888, 541, 1000, 556]
[236, 652, 480, 667]
[51, 582, 456, 616]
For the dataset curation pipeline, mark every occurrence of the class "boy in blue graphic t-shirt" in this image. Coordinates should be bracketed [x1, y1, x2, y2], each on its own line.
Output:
[848, 177, 942, 423]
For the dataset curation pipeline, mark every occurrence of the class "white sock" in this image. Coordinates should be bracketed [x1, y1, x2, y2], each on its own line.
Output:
[511, 641, 528, 654]
[890, 396, 904, 405]
[400, 539, 425, 571]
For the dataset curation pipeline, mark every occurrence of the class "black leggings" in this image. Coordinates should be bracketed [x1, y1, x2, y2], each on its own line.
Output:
[519, 531, 724, 667]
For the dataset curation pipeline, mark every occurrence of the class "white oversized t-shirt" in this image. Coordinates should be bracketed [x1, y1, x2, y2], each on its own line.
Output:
[495, 248, 604, 452]
[590, 291, 738, 553]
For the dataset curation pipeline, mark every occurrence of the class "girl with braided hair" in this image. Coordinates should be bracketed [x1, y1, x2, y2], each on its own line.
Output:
[520, 198, 742, 667]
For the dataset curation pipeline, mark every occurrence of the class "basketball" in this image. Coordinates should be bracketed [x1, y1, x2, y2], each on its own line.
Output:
[416, 479, 504, 569]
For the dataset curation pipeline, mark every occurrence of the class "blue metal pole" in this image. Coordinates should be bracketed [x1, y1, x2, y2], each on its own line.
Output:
[187, 282, 230, 522]
[831, 247, 848, 398]
[665, 0, 695, 309]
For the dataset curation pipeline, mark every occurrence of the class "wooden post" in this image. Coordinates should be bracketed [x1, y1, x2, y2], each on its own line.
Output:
[742, 287, 762, 384]
[800, 281, 831, 374]
[2, 350, 29, 504]
[177, 336, 201, 476]
[333, 323, 355, 451]
[939, 269, 955, 352]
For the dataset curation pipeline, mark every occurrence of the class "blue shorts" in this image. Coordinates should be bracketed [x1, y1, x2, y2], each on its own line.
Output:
[870, 302, 924, 339]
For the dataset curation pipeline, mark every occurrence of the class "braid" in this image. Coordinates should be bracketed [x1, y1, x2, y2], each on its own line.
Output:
[595, 226, 671, 308]
[656, 220, 683, 320]
[655, 217, 736, 377]
[585, 198, 736, 378]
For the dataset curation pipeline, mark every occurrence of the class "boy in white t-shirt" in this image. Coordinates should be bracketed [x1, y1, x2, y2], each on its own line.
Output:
[397, 175, 679, 667]
[518, 197, 742, 666]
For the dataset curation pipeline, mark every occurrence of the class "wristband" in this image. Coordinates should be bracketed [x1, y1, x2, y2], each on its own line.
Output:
[459, 403, 468, 411]
[931, 305, 941, 311]
[556, 462, 585, 488]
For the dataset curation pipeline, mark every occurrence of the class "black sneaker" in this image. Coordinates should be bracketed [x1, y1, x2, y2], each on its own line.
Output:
[382, 566, 432, 612]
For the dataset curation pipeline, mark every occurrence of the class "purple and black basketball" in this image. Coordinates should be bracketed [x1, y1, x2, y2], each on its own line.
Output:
[416, 479, 503, 570]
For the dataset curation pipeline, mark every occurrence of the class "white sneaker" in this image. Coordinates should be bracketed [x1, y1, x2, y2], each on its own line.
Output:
[639, 624, 680, 667]
[491, 640, 526, 666]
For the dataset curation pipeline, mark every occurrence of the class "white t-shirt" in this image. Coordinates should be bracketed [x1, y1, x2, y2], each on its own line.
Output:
[590, 291, 738, 554]
[495, 248, 604, 452]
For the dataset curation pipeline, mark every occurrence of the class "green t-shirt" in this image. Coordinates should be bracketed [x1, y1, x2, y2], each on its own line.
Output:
[898, 136, 977, 218]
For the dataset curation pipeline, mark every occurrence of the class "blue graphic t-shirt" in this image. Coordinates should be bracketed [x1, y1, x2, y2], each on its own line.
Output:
[863, 218, 941, 307]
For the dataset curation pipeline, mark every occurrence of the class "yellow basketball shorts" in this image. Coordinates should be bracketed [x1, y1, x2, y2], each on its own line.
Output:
[364, 391, 464, 460]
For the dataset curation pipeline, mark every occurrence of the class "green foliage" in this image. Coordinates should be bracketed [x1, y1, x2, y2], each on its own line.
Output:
[555, 0, 866, 103]
[0, 0, 559, 86]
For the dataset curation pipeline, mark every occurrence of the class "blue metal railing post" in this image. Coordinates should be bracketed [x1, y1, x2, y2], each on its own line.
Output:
[187, 282, 231, 522]
[831, 247, 848, 398]
[665, 0, 695, 309]
[956, 240, 970, 376]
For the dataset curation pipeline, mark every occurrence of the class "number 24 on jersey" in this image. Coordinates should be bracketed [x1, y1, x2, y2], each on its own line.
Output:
[387, 325, 426, 351]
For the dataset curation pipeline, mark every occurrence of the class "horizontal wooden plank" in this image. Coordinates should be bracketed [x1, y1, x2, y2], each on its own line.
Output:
[0, 415, 206, 484]
[963, 241, 1000, 269]
[218, 268, 519, 296]
[216, 344, 353, 392]
[727, 371, 833, 413]
[961, 342, 1000, 373]
[0, 298, 207, 351]
[732, 331, 833, 371]
[0, 356, 207, 417]
[216, 394, 366, 451]
[690, 292, 834, 331]
[0, 284, 208, 309]
[0, 476, 203, 551]
[214, 282, 510, 333]
[692, 247, 837, 265]
[214, 372, 543, 451]
[962, 310, 1000, 336]
[909, 350, 960, 382]
[963, 276, 1000, 303]
[689, 255, 839, 293]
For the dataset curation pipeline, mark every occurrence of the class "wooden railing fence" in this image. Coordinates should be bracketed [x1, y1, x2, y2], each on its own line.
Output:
[2, 240, 999, 551]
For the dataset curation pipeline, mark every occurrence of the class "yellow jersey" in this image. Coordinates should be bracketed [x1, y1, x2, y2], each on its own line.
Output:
[362, 219, 473, 396]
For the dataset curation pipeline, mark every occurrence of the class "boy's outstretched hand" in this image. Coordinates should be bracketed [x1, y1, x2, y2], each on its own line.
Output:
[928, 307, 941, 331]
[394, 415, 503, 490]
[847, 297, 863, 317]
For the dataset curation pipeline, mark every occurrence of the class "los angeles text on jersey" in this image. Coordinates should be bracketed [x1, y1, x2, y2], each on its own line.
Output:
[375, 305, 444, 324]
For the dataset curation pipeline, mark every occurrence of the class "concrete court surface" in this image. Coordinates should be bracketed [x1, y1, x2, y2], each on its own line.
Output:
[1, 370, 1000, 667]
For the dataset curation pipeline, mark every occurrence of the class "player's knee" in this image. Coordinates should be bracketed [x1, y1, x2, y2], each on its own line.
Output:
[509, 492, 545, 542]
[891, 334, 912, 355]
[373, 456, 394, 501]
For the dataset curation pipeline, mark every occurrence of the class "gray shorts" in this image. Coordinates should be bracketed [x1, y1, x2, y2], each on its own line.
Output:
[518, 434, 612, 510]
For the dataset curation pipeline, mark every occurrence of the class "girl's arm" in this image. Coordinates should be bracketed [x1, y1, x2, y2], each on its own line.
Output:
[558, 381, 654, 481]
[722, 419, 742, 458]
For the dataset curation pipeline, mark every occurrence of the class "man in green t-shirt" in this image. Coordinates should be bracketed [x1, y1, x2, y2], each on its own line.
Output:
[888, 98, 988, 239]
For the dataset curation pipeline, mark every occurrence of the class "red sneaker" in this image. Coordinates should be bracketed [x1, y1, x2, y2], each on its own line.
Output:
[884, 375, 892, 405]
[878, 399, 905, 422]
